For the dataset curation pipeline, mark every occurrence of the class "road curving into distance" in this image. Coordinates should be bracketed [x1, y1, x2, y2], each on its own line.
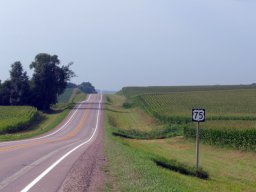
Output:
[0, 94, 104, 192]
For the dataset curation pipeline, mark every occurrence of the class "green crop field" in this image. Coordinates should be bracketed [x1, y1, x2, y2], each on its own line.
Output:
[122, 84, 256, 98]
[121, 86, 256, 150]
[104, 94, 256, 191]
[0, 106, 37, 134]
[138, 89, 256, 120]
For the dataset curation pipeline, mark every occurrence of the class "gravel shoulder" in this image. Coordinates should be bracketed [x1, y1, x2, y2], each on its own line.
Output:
[59, 118, 105, 192]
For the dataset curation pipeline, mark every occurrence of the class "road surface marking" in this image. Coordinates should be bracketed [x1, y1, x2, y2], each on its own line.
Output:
[0, 142, 74, 191]
[21, 94, 102, 192]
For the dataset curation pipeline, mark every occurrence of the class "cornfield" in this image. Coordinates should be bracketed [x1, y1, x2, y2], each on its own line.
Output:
[0, 106, 38, 134]
[126, 87, 256, 150]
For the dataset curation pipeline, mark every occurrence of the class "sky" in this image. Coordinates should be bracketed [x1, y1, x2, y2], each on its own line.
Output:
[0, 0, 256, 91]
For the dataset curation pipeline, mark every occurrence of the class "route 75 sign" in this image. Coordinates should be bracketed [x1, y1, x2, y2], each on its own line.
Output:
[192, 109, 206, 122]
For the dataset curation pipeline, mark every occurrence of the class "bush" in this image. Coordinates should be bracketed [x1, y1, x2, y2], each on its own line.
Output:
[152, 156, 209, 179]
[122, 102, 133, 109]
[112, 124, 181, 140]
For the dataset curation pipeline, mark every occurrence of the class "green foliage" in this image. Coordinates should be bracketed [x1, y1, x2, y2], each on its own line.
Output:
[0, 80, 12, 105]
[122, 102, 133, 109]
[54, 88, 87, 111]
[112, 124, 181, 139]
[184, 126, 256, 150]
[0, 53, 76, 110]
[0, 62, 30, 105]
[106, 96, 112, 103]
[78, 82, 97, 94]
[0, 106, 38, 134]
[152, 156, 209, 179]
[57, 88, 74, 103]
[30, 53, 75, 110]
[9, 61, 30, 105]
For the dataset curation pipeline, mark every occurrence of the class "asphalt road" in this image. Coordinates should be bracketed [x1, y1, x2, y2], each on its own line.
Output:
[0, 94, 103, 192]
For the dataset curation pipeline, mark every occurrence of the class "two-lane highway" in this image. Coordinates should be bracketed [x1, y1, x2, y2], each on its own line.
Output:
[0, 94, 103, 192]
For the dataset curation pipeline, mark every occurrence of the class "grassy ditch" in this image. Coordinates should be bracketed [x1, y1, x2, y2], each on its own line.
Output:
[104, 116, 189, 192]
[112, 124, 181, 140]
[105, 95, 180, 140]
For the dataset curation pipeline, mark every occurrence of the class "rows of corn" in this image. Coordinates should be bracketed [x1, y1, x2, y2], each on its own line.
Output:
[127, 88, 256, 150]
[0, 106, 38, 134]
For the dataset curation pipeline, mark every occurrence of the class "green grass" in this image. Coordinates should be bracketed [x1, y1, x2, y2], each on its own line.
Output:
[104, 110, 188, 192]
[58, 88, 74, 103]
[56, 88, 87, 109]
[105, 95, 178, 139]
[126, 138, 256, 192]
[104, 94, 256, 192]
[0, 87, 87, 141]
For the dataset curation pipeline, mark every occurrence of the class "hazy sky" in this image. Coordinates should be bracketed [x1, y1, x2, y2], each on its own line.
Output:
[0, 0, 256, 90]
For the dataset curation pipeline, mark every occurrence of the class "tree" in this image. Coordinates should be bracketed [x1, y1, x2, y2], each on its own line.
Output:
[0, 80, 12, 105]
[9, 62, 30, 105]
[78, 82, 97, 94]
[67, 82, 77, 88]
[30, 53, 75, 110]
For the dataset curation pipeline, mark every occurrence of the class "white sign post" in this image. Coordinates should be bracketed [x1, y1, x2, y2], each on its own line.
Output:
[192, 109, 205, 176]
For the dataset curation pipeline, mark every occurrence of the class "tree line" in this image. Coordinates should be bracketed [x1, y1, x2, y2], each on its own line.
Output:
[0, 53, 74, 110]
[67, 82, 97, 94]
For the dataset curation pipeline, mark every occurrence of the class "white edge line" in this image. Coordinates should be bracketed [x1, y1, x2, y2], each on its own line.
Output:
[21, 93, 102, 192]
[0, 95, 92, 145]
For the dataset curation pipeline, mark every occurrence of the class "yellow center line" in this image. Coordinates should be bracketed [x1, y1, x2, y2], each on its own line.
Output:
[0, 98, 95, 152]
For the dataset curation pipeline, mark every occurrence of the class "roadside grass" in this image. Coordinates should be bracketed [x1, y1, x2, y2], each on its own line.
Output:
[104, 117, 188, 192]
[0, 88, 87, 141]
[57, 88, 74, 103]
[104, 94, 256, 192]
[105, 95, 161, 132]
[125, 137, 256, 192]
[105, 95, 179, 139]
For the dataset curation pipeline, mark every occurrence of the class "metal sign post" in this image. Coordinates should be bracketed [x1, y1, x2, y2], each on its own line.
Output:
[196, 121, 200, 175]
[192, 109, 205, 176]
